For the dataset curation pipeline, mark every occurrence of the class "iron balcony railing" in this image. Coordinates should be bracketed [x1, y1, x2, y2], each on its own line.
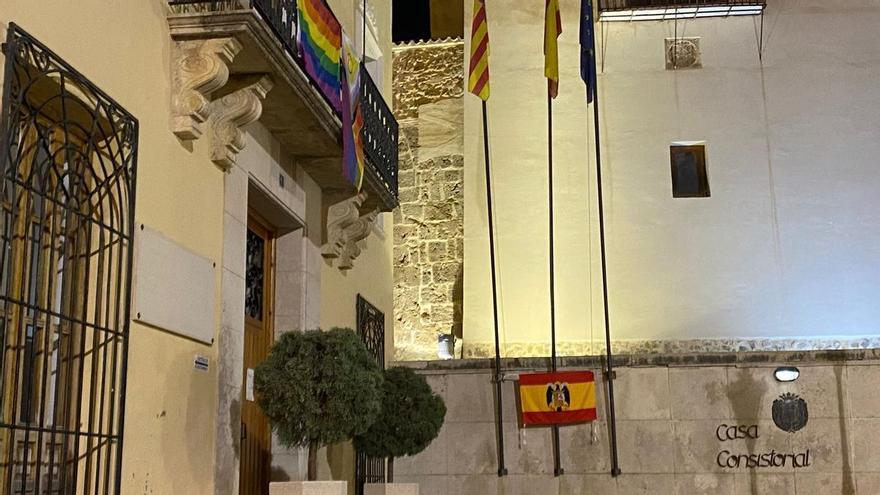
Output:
[599, 0, 764, 9]
[598, 0, 765, 20]
[359, 64, 399, 200]
[168, 0, 399, 201]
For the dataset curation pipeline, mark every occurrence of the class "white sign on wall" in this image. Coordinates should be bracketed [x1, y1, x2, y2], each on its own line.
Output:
[194, 355, 210, 372]
[246, 368, 255, 402]
[133, 224, 216, 344]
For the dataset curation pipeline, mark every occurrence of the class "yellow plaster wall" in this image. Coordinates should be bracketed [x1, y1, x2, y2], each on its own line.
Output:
[319, 215, 395, 360]
[327, 0, 394, 92]
[462, 0, 597, 355]
[430, 0, 464, 39]
[317, 3, 395, 489]
[320, 0, 395, 369]
[316, 218, 393, 492]
[0, 1, 224, 493]
[1, 0, 396, 492]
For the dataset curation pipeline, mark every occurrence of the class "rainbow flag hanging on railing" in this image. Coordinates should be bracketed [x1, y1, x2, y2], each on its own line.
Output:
[340, 37, 365, 189]
[297, 0, 342, 113]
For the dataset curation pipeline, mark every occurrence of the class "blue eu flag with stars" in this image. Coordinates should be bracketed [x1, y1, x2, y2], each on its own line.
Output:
[580, 0, 597, 104]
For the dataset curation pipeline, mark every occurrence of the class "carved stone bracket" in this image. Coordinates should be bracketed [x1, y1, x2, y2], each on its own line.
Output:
[171, 38, 242, 140]
[322, 192, 379, 270]
[208, 76, 274, 170]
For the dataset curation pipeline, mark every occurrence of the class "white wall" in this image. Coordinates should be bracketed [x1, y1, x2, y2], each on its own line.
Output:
[463, 0, 880, 355]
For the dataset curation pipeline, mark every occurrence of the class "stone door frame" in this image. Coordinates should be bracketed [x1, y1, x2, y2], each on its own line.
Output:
[213, 125, 321, 495]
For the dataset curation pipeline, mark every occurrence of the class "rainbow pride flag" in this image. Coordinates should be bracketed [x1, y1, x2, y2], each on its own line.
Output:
[297, 0, 342, 113]
[340, 38, 364, 189]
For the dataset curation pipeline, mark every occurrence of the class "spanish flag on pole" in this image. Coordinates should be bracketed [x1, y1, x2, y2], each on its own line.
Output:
[519, 371, 597, 426]
[544, 0, 562, 98]
[468, 0, 490, 100]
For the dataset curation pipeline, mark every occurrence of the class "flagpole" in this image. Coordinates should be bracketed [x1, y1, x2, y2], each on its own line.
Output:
[588, 10, 622, 478]
[469, 0, 505, 477]
[481, 99, 508, 477]
[547, 91, 563, 478]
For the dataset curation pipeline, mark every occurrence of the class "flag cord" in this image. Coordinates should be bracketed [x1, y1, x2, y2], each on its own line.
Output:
[548, 93, 563, 478]
[482, 100, 508, 477]
[361, 0, 366, 60]
[589, 17, 622, 478]
[548, 97, 557, 375]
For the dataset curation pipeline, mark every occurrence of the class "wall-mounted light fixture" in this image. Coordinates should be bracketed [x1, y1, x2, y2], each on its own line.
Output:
[437, 333, 455, 360]
[774, 366, 800, 383]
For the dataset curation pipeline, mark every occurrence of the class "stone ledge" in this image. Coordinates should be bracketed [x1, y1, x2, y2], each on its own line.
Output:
[394, 348, 880, 372]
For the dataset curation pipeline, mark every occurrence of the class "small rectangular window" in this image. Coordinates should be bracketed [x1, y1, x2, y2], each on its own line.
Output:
[670, 143, 710, 198]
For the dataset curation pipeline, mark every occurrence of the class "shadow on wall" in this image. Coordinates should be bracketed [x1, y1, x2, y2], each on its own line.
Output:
[728, 370, 763, 495]
[453, 265, 463, 342]
[729, 366, 855, 495]
[834, 366, 855, 494]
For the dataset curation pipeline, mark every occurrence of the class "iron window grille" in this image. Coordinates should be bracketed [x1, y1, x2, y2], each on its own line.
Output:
[0, 23, 138, 494]
[354, 294, 384, 495]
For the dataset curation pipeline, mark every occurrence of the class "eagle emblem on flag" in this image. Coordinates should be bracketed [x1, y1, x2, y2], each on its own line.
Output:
[546, 382, 571, 412]
[519, 372, 596, 426]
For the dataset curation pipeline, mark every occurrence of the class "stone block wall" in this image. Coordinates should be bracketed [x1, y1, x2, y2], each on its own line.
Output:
[393, 350, 880, 494]
[392, 40, 465, 361]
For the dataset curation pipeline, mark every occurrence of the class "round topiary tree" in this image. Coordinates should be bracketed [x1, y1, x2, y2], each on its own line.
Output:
[254, 328, 383, 481]
[354, 366, 446, 482]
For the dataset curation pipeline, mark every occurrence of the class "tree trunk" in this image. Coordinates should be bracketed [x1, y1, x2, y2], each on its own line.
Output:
[387, 456, 394, 483]
[308, 441, 318, 481]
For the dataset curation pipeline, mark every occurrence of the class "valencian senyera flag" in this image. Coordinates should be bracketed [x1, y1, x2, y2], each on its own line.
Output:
[468, 0, 490, 100]
[340, 37, 365, 190]
[580, 0, 597, 104]
[544, 0, 562, 98]
[519, 371, 597, 426]
[297, 0, 342, 113]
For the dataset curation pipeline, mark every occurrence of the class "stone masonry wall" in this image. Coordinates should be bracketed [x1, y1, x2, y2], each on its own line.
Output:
[394, 350, 880, 494]
[392, 40, 465, 361]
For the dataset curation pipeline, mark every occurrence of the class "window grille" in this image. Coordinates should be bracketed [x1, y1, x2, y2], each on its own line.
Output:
[0, 24, 138, 494]
[354, 294, 385, 495]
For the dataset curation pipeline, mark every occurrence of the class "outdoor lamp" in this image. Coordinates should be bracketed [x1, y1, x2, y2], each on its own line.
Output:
[774, 366, 800, 382]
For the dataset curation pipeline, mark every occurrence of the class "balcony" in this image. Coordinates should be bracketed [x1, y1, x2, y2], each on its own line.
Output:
[598, 0, 765, 21]
[167, 0, 398, 211]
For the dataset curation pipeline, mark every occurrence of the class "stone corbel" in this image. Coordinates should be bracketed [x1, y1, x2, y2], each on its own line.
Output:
[171, 38, 242, 140]
[322, 192, 379, 270]
[207, 76, 274, 170]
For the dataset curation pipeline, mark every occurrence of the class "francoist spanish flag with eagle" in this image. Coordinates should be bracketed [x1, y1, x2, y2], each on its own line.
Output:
[519, 371, 597, 426]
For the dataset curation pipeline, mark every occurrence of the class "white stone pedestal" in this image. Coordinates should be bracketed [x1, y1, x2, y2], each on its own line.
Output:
[269, 481, 347, 495]
[364, 483, 419, 495]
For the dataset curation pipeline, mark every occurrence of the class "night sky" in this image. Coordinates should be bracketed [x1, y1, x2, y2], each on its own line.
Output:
[393, 0, 432, 43]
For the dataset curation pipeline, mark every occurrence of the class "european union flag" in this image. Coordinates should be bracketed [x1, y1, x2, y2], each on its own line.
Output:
[580, 0, 597, 104]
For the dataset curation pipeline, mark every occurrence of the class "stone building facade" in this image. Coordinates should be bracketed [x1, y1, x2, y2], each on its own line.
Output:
[0, 1, 397, 493]
[395, 351, 880, 494]
[392, 40, 465, 361]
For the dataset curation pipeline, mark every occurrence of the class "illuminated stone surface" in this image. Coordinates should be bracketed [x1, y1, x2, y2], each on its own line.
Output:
[393, 351, 877, 494]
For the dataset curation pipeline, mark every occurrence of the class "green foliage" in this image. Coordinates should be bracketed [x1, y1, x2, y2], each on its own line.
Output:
[254, 328, 384, 449]
[354, 367, 446, 458]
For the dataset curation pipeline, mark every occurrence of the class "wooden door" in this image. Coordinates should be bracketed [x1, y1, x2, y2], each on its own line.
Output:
[240, 215, 274, 495]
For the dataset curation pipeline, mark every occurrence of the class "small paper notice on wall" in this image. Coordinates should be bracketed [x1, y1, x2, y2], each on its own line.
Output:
[193, 355, 209, 372]
[246, 368, 255, 402]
